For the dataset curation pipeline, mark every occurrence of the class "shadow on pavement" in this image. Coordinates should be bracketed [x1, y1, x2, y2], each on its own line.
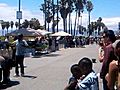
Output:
[21, 75, 37, 79]
[32, 53, 60, 58]
[44, 53, 60, 57]
[0, 81, 20, 89]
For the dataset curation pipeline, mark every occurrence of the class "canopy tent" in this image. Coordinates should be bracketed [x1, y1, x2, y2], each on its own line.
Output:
[7, 28, 41, 36]
[36, 29, 52, 35]
[51, 31, 72, 36]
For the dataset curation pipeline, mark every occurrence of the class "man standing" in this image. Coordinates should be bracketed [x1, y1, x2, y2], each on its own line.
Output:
[13, 34, 28, 77]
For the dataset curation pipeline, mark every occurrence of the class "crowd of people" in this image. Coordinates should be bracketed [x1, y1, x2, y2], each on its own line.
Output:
[64, 30, 120, 90]
[0, 29, 119, 90]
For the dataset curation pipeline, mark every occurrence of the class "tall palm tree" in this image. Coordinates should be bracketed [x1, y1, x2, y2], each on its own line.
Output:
[1, 21, 6, 36]
[59, 0, 69, 32]
[67, 0, 74, 34]
[73, 0, 85, 36]
[10, 21, 14, 32]
[86, 0, 93, 36]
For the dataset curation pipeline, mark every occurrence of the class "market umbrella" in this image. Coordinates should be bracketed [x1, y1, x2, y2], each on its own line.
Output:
[7, 28, 41, 36]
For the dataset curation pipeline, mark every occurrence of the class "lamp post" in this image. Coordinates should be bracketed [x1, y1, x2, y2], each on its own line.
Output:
[17, 0, 22, 30]
[18, 0, 21, 29]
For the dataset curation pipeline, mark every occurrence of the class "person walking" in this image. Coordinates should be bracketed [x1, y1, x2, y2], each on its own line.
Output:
[13, 34, 28, 77]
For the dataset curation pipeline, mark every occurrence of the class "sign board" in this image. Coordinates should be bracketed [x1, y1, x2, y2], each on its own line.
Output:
[16, 11, 22, 19]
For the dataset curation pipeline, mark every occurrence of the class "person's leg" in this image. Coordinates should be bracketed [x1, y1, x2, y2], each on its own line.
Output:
[19, 56, 24, 75]
[15, 56, 19, 76]
[2, 68, 10, 83]
[0, 68, 2, 82]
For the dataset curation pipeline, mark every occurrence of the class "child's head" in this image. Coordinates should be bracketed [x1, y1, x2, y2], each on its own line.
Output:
[112, 40, 120, 59]
[78, 57, 93, 76]
[70, 64, 82, 79]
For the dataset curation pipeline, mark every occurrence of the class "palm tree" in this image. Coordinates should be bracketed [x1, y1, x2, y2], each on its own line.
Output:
[59, 0, 69, 32]
[1, 21, 6, 36]
[6, 21, 10, 34]
[15, 21, 19, 30]
[67, 0, 74, 34]
[86, 0, 93, 36]
[73, 0, 85, 36]
[10, 21, 14, 32]
[29, 18, 41, 30]
[96, 17, 107, 35]
[22, 19, 29, 29]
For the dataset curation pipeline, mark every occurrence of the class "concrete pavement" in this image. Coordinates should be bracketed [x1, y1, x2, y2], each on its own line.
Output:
[1, 44, 102, 90]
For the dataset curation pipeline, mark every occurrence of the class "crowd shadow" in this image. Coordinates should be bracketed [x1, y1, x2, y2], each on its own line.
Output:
[0, 81, 20, 89]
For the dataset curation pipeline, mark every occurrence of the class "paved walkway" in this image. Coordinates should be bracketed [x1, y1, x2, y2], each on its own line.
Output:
[1, 44, 103, 90]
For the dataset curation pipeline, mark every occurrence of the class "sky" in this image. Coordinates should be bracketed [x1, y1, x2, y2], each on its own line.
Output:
[0, 0, 120, 31]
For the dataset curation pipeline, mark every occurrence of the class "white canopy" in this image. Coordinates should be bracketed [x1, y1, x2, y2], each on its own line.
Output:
[7, 28, 41, 36]
[36, 29, 52, 35]
[51, 31, 72, 36]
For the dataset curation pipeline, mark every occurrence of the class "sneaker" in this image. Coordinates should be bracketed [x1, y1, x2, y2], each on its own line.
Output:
[14, 74, 20, 77]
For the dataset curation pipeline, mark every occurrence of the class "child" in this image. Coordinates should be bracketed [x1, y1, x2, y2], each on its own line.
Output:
[64, 64, 82, 90]
[77, 57, 99, 90]
[98, 41, 104, 62]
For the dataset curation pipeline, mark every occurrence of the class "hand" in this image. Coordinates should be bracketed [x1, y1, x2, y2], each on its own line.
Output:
[69, 80, 78, 88]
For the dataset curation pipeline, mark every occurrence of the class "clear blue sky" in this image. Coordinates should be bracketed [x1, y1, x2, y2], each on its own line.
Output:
[0, 0, 120, 30]
[0, 0, 120, 18]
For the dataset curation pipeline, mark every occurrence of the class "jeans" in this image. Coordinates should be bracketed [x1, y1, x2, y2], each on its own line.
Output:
[15, 55, 24, 75]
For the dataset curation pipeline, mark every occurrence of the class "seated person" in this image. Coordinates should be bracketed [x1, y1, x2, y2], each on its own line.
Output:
[64, 64, 82, 90]
[77, 57, 99, 90]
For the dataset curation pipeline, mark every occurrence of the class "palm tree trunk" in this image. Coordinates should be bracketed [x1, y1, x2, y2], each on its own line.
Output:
[76, 16, 80, 35]
[68, 13, 71, 34]
[88, 11, 91, 36]
[57, 0, 59, 32]
[74, 11, 77, 36]
[44, 0, 47, 30]
[63, 19, 66, 32]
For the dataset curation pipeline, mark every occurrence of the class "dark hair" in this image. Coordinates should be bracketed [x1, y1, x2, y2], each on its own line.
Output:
[103, 30, 116, 43]
[70, 64, 81, 74]
[78, 57, 92, 70]
[18, 33, 23, 37]
[116, 41, 120, 49]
